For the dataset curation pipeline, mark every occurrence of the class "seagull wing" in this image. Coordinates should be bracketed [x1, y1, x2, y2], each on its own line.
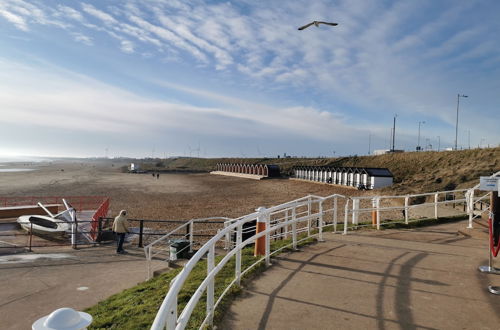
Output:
[298, 22, 315, 30]
[317, 21, 338, 26]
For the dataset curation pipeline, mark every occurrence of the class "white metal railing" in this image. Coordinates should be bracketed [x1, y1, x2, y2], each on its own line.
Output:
[150, 173, 500, 329]
[144, 217, 231, 279]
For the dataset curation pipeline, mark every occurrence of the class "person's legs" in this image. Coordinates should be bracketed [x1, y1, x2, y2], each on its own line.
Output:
[117, 233, 125, 252]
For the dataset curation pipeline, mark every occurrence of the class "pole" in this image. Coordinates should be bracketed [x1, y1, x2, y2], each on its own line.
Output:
[417, 121, 425, 151]
[138, 220, 144, 248]
[468, 130, 470, 149]
[437, 136, 440, 152]
[392, 115, 396, 151]
[455, 94, 459, 150]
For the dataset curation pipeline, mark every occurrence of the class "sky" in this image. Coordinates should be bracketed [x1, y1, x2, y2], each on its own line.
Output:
[0, 0, 499, 159]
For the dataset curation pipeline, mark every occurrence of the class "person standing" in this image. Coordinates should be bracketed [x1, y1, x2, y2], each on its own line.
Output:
[112, 210, 129, 254]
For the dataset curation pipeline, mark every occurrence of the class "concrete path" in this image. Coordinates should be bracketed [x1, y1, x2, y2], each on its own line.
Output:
[221, 220, 500, 330]
[0, 244, 157, 330]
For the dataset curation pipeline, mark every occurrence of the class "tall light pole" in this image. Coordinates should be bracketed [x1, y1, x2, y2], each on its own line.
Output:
[437, 136, 441, 151]
[455, 94, 468, 150]
[417, 121, 425, 151]
[391, 114, 397, 152]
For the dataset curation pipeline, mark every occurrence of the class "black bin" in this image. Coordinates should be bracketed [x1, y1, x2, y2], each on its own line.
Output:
[170, 239, 191, 259]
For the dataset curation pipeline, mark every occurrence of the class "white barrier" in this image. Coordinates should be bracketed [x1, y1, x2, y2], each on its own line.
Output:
[150, 174, 500, 329]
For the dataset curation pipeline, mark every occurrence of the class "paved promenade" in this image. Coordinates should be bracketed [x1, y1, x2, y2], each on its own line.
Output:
[0, 244, 156, 330]
[221, 220, 500, 329]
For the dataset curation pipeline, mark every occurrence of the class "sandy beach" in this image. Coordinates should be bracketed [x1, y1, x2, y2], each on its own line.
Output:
[0, 159, 362, 221]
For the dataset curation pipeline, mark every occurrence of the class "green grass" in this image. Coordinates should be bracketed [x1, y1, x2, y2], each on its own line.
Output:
[86, 215, 466, 329]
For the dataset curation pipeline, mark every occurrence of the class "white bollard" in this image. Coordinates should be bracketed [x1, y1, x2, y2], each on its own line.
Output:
[32, 308, 92, 330]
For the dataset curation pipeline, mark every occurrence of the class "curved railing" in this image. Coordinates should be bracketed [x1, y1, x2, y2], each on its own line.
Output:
[150, 173, 500, 329]
[150, 193, 346, 329]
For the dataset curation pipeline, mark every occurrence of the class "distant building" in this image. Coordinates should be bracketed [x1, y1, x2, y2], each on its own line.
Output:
[373, 149, 404, 155]
[129, 163, 140, 172]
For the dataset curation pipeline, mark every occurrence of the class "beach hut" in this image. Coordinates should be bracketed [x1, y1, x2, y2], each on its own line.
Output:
[365, 168, 394, 189]
[354, 168, 362, 187]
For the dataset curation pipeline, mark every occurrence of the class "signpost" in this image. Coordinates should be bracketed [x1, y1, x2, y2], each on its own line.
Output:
[479, 177, 499, 192]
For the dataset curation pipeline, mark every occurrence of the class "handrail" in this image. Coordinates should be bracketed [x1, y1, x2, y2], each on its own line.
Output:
[150, 176, 498, 329]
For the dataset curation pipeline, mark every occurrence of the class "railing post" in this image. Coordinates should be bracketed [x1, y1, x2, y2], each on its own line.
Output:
[138, 220, 144, 248]
[265, 210, 271, 267]
[284, 209, 289, 239]
[71, 208, 77, 249]
[467, 189, 474, 228]
[404, 196, 409, 225]
[352, 198, 359, 225]
[189, 221, 194, 253]
[97, 217, 103, 243]
[166, 294, 177, 329]
[307, 197, 312, 236]
[29, 222, 33, 252]
[434, 193, 439, 219]
[292, 207, 297, 250]
[235, 223, 242, 285]
[333, 196, 338, 232]
[206, 245, 215, 326]
[147, 246, 152, 280]
[376, 197, 381, 230]
[224, 221, 230, 250]
[343, 199, 349, 235]
[318, 200, 324, 242]
[254, 207, 267, 259]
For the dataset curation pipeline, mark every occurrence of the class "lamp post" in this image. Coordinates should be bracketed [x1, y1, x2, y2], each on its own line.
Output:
[417, 121, 425, 151]
[391, 114, 397, 152]
[437, 136, 440, 152]
[455, 94, 468, 150]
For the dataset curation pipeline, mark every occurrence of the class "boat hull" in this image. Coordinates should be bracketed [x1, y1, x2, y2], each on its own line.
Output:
[17, 215, 70, 236]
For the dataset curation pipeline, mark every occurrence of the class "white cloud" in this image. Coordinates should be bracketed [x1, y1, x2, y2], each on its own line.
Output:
[72, 32, 93, 46]
[57, 5, 85, 23]
[0, 59, 366, 145]
[0, 7, 29, 31]
[120, 39, 134, 53]
[81, 3, 117, 25]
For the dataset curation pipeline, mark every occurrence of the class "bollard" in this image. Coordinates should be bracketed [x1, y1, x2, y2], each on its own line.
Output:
[254, 207, 267, 257]
[32, 307, 92, 330]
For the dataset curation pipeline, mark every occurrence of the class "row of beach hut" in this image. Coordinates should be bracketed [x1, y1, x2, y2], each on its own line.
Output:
[293, 166, 393, 189]
[215, 163, 281, 177]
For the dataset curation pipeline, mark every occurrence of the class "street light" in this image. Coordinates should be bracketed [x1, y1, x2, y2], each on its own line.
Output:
[455, 94, 468, 150]
[391, 114, 397, 152]
[417, 121, 425, 151]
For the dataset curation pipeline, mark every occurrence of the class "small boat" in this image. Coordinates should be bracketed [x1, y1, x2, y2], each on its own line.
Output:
[17, 215, 70, 236]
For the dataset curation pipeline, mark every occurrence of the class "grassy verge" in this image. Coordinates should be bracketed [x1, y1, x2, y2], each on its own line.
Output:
[86, 215, 465, 329]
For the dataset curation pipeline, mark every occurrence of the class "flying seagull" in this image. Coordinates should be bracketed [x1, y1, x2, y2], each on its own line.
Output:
[298, 21, 338, 30]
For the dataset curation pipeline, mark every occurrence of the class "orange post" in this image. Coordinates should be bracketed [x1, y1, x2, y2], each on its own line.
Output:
[254, 208, 267, 257]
